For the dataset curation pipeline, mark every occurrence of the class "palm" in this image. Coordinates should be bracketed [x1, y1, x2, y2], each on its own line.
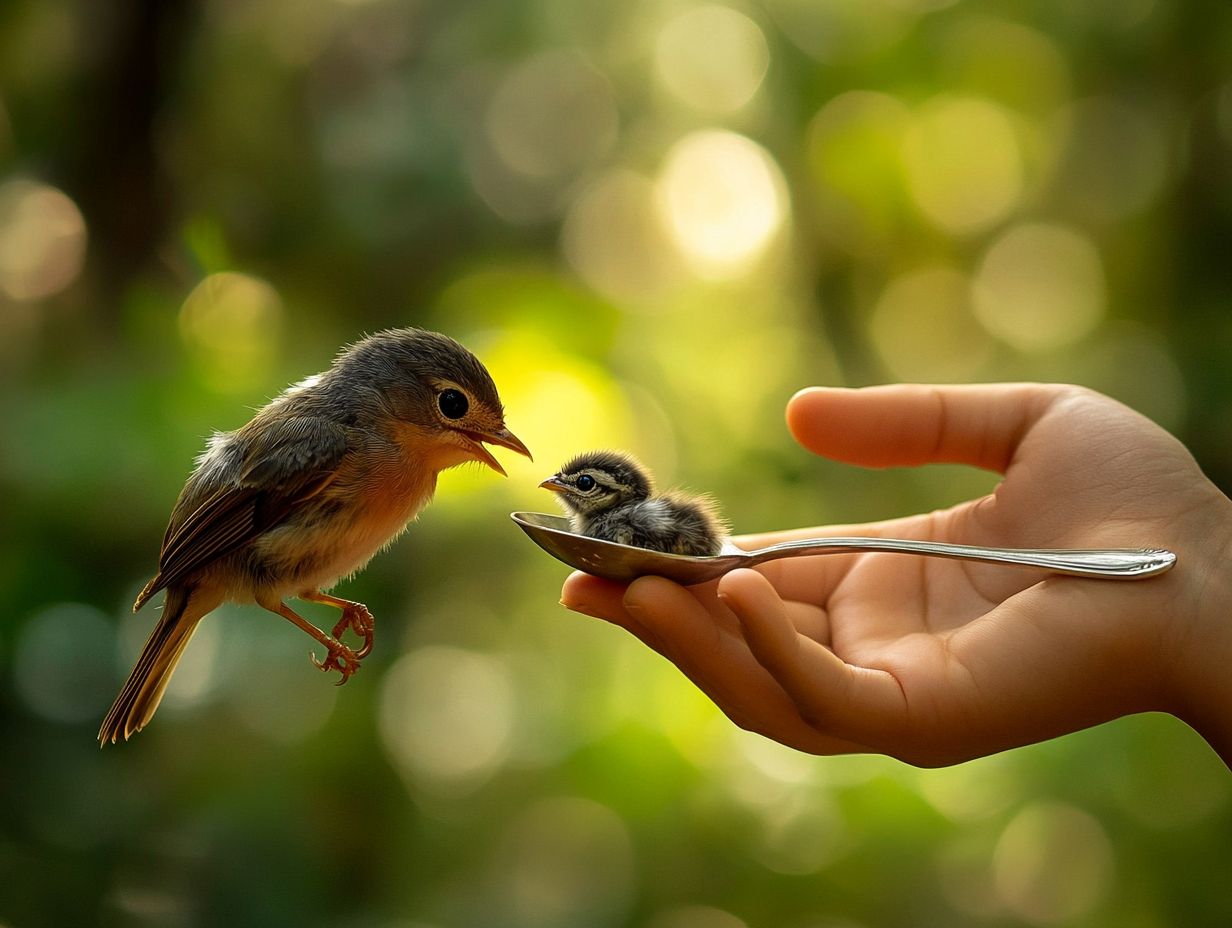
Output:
[819, 401, 1180, 669]
[562, 385, 1223, 765]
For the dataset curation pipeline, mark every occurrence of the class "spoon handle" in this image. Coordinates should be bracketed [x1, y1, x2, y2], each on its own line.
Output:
[742, 537, 1176, 579]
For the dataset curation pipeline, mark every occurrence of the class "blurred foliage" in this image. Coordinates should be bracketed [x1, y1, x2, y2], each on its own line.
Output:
[1, 0, 1231, 925]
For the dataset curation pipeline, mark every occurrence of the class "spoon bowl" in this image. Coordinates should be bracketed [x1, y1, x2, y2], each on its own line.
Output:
[511, 511, 1176, 586]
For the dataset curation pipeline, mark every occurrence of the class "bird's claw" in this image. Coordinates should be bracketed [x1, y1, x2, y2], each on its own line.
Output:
[311, 640, 362, 685]
[331, 603, 375, 660]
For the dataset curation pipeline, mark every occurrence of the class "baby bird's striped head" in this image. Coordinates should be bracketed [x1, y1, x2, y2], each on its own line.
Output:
[540, 450, 652, 518]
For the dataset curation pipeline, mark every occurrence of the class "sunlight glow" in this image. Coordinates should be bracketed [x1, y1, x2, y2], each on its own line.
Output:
[440, 330, 635, 498]
[656, 130, 787, 279]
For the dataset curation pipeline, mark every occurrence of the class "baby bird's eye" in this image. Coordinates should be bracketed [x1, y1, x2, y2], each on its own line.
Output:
[576, 474, 596, 492]
[438, 389, 469, 419]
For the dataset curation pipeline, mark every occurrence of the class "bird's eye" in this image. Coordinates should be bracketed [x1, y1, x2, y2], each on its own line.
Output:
[576, 474, 596, 492]
[438, 389, 469, 419]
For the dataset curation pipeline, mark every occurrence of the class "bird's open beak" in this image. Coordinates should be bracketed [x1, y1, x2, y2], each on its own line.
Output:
[539, 475, 566, 493]
[462, 426, 532, 477]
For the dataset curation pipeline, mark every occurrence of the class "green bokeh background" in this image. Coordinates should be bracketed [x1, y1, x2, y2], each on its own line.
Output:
[1, 0, 1230, 925]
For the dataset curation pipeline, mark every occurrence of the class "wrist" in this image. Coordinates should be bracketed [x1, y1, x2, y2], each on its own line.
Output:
[1168, 495, 1232, 767]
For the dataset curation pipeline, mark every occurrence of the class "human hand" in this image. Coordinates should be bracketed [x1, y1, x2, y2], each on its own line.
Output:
[562, 385, 1232, 767]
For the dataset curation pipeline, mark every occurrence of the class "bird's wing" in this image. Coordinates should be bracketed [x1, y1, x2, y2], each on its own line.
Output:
[138, 415, 350, 605]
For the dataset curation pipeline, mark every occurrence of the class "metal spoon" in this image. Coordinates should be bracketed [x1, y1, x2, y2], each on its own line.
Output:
[511, 511, 1176, 585]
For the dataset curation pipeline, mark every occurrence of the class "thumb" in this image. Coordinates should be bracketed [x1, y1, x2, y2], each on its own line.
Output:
[718, 569, 909, 748]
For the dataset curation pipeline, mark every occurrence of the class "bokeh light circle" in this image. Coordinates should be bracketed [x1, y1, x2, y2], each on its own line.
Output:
[655, 6, 769, 113]
[869, 267, 993, 380]
[993, 802, 1113, 923]
[561, 169, 681, 306]
[656, 130, 787, 279]
[973, 222, 1105, 352]
[179, 271, 284, 391]
[485, 50, 618, 180]
[15, 603, 115, 723]
[806, 90, 910, 256]
[901, 95, 1023, 234]
[379, 646, 515, 794]
[0, 178, 87, 301]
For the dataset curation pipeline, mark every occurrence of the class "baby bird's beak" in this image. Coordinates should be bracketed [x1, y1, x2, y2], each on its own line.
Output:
[462, 426, 532, 477]
[539, 475, 567, 493]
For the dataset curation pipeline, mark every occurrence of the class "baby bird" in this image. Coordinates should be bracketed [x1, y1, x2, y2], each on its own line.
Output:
[100, 327, 531, 745]
[540, 450, 726, 557]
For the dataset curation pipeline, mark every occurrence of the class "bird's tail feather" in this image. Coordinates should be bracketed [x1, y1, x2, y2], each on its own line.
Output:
[99, 586, 202, 745]
[132, 574, 163, 613]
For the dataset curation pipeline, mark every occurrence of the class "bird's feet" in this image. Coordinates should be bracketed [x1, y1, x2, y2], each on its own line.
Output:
[311, 639, 363, 685]
[330, 602, 374, 659]
[301, 591, 376, 660]
[265, 597, 369, 686]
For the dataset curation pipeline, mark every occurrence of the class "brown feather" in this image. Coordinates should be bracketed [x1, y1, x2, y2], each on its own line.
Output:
[100, 586, 207, 744]
[132, 416, 348, 614]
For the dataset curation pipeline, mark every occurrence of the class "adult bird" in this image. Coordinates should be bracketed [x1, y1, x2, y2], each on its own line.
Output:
[540, 450, 726, 557]
[100, 327, 531, 744]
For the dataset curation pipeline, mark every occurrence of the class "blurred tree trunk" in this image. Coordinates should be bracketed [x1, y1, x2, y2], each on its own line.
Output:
[68, 0, 194, 326]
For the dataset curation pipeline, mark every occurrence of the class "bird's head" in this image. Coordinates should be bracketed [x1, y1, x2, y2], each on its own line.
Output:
[540, 450, 653, 517]
[335, 328, 531, 475]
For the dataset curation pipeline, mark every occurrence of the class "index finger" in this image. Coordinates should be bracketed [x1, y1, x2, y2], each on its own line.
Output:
[787, 384, 1065, 473]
